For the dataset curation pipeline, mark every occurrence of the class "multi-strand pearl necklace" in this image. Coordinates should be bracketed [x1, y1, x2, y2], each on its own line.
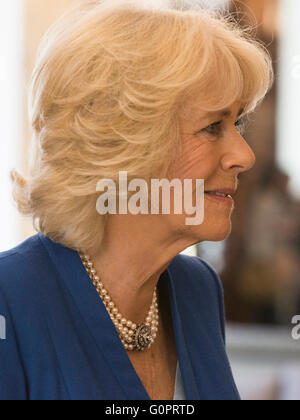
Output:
[78, 252, 159, 352]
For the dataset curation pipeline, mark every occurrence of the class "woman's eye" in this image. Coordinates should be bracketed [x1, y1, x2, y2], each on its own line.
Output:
[196, 118, 247, 138]
[200, 121, 223, 137]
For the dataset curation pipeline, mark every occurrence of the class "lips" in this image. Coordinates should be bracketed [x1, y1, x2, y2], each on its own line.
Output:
[204, 188, 236, 198]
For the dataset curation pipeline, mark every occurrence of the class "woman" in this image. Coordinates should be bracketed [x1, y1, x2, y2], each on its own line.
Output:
[0, 0, 273, 400]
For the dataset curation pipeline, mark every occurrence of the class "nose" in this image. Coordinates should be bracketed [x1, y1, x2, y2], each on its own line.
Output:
[221, 133, 256, 175]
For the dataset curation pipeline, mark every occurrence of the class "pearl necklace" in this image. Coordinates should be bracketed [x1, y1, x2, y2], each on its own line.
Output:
[78, 252, 159, 352]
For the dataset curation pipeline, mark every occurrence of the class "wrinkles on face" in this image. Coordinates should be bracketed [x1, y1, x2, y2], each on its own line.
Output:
[161, 99, 254, 243]
[173, 133, 219, 183]
[174, 100, 246, 182]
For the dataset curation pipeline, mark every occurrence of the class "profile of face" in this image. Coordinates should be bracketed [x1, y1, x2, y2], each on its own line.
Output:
[164, 98, 256, 244]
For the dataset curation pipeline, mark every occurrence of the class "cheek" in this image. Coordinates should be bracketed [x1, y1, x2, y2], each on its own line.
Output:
[171, 138, 219, 181]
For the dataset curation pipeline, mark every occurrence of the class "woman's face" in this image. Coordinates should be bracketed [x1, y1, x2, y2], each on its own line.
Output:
[166, 98, 256, 244]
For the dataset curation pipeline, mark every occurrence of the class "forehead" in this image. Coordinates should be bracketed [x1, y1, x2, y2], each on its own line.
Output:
[179, 100, 243, 125]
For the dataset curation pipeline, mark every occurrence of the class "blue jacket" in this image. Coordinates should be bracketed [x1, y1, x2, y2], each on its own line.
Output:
[0, 233, 240, 400]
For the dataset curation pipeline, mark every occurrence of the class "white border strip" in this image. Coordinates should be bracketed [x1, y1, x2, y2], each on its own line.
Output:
[0, 0, 24, 252]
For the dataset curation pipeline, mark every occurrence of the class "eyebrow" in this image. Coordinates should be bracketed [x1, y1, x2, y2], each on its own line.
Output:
[201, 107, 244, 120]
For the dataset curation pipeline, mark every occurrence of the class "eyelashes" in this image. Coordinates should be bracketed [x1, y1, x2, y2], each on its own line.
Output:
[196, 117, 248, 139]
[202, 121, 223, 136]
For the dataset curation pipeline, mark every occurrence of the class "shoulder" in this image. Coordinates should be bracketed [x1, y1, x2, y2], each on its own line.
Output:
[0, 233, 61, 351]
[169, 253, 224, 301]
[0, 234, 48, 300]
[0, 234, 59, 400]
[168, 253, 226, 342]
[0, 233, 44, 270]
[0, 234, 56, 342]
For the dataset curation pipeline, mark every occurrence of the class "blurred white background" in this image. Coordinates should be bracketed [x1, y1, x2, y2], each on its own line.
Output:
[0, 0, 24, 252]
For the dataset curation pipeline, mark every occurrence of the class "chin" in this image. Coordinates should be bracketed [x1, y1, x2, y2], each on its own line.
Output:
[199, 222, 232, 242]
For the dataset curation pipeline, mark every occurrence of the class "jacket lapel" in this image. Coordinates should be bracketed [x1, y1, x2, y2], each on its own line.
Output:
[39, 233, 227, 400]
[39, 233, 150, 400]
[165, 264, 201, 400]
[167, 256, 240, 401]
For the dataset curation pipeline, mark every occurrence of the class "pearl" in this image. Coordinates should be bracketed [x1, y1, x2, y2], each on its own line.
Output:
[79, 253, 159, 352]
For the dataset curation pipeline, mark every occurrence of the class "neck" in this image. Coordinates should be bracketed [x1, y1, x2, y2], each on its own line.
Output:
[89, 214, 193, 323]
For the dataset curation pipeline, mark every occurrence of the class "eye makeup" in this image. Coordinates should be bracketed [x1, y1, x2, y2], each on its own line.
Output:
[196, 116, 247, 139]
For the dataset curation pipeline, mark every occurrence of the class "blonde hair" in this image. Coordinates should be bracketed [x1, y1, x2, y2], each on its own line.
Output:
[11, 0, 274, 254]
